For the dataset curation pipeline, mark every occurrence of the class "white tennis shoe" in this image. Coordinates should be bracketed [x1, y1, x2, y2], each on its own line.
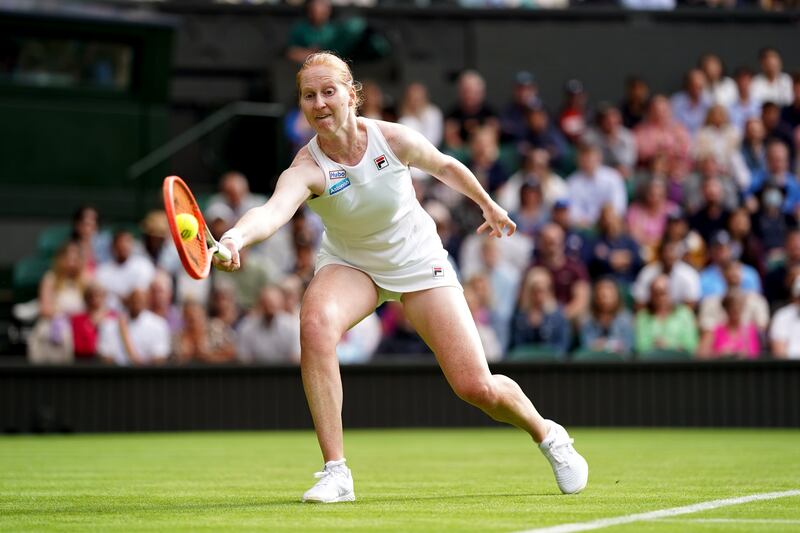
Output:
[539, 420, 589, 494]
[302, 459, 355, 503]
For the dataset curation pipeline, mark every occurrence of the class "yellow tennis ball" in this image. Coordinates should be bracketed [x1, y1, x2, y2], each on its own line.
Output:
[175, 213, 199, 241]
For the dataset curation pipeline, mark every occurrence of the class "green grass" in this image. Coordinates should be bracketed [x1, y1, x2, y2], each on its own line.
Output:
[1, 429, 799, 532]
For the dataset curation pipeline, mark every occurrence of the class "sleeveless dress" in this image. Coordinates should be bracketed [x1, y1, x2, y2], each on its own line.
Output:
[306, 118, 461, 305]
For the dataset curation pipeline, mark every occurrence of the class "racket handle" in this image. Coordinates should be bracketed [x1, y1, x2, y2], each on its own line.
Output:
[214, 242, 232, 262]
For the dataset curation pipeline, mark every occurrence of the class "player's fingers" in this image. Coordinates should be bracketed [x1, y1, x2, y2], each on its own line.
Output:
[506, 219, 517, 236]
[477, 221, 490, 234]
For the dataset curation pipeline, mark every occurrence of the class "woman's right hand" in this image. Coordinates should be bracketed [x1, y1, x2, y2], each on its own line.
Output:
[212, 239, 241, 272]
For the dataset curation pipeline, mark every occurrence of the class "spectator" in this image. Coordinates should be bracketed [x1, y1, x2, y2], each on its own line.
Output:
[671, 68, 711, 136]
[95, 230, 154, 311]
[149, 270, 182, 335]
[698, 289, 761, 359]
[293, 235, 317, 286]
[510, 182, 548, 237]
[741, 117, 768, 176]
[139, 210, 180, 275]
[698, 260, 770, 334]
[752, 187, 798, 256]
[684, 156, 739, 214]
[566, 144, 627, 228]
[173, 300, 236, 364]
[750, 47, 793, 106]
[550, 198, 588, 261]
[558, 79, 588, 144]
[468, 127, 509, 194]
[284, 106, 316, 155]
[69, 205, 110, 273]
[747, 140, 800, 216]
[729, 67, 762, 134]
[727, 207, 767, 278]
[761, 102, 796, 158]
[425, 200, 464, 269]
[359, 80, 390, 121]
[699, 231, 762, 299]
[663, 208, 707, 270]
[634, 275, 699, 355]
[398, 82, 443, 148]
[463, 279, 502, 362]
[208, 282, 242, 330]
[519, 104, 569, 172]
[336, 312, 382, 364]
[213, 246, 284, 309]
[444, 70, 498, 150]
[70, 282, 117, 361]
[764, 229, 800, 307]
[620, 76, 650, 129]
[626, 177, 675, 250]
[475, 238, 520, 353]
[769, 275, 800, 359]
[582, 103, 637, 178]
[694, 104, 750, 191]
[376, 301, 430, 357]
[700, 53, 737, 108]
[634, 95, 692, 179]
[500, 70, 541, 143]
[204, 171, 267, 235]
[509, 267, 571, 358]
[97, 288, 171, 366]
[532, 223, 590, 321]
[588, 204, 643, 286]
[780, 73, 800, 131]
[279, 274, 305, 319]
[237, 286, 301, 364]
[632, 240, 701, 308]
[688, 173, 732, 243]
[579, 278, 634, 357]
[496, 148, 567, 213]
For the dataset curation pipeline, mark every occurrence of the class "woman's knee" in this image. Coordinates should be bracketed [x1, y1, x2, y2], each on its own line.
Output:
[300, 304, 343, 351]
[454, 378, 498, 410]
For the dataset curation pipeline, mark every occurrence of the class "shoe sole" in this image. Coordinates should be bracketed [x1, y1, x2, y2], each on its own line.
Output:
[302, 492, 356, 504]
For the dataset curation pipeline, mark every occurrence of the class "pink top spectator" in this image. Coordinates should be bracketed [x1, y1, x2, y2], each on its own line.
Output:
[710, 323, 760, 359]
[625, 202, 675, 248]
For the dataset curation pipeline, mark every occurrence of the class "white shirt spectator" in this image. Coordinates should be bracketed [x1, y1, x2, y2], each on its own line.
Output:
[496, 171, 567, 214]
[769, 303, 800, 359]
[728, 97, 762, 135]
[698, 292, 769, 332]
[567, 165, 627, 226]
[704, 78, 738, 108]
[237, 312, 301, 363]
[670, 92, 711, 136]
[399, 105, 443, 148]
[336, 313, 382, 364]
[632, 261, 701, 305]
[96, 256, 155, 311]
[751, 73, 793, 106]
[98, 310, 170, 366]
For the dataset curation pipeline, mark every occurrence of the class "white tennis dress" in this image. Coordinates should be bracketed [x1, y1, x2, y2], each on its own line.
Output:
[306, 118, 461, 304]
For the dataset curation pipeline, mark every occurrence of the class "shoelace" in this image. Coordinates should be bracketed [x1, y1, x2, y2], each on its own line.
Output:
[312, 467, 343, 486]
[548, 437, 575, 464]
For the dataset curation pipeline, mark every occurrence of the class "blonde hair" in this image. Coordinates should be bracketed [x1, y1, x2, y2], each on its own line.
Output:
[518, 267, 553, 312]
[296, 51, 363, 109]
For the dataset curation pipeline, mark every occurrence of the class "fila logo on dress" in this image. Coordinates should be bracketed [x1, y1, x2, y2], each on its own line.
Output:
[374, 154, 388, 170]
[432, 265, 444, 278]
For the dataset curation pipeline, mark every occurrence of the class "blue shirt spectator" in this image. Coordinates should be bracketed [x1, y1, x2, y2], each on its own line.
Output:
[566, 145, 627, 228]
[747, 141, 800, 215]
[509, 267, 571, 358]
[586, 206, 643, 286]
[700, 263, 762, 299]
[670, 69, 711, 136]
[579, 278, 634, 357]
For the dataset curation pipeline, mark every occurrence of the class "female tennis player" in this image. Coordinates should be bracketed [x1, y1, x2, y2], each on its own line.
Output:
[214, 52, 588, 502]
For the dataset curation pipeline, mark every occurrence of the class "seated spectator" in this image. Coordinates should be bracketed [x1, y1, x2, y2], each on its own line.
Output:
[550, 198, 589, 261]
[699, 231, 762, 299]
[579, 278, 634, 357]
[237, 286, 301, 364]
[496, 148, 567, 213]
[762, 102, 796, 160]
[173, 300, 236, 364]
[635, 95, 692, 179]
[139, 210, 180, 275]
[519, 104, 569, 173]
[566, 144, 627, 229]
[588, 205, 643, 286]
[688, 173, 733, 243]
[336, 312, 382, 364]
[698, 289, 760, 360]
[284, 107, 316, 155]
[468, 127, 509, 194]
[149, 270, 182, 335]
[729, 67, 762, 135]
[532, 223, 590, 321]
[741, 117, 767, 177]
[510, 182, 548, 237]
[98, 288, 171, 366]
[444, 70, 498, 150]
[69, 205, 110, 273]
[292, 235, 317, 286]
[582, 103, 637, 178]
[663, 209, 707, 269]
[214, 246, 284, 309]
[620, 76, 650, 129]
[279, 274, 305, 319]
[634, 275, 699, 355]
[95, 230, 155, 311]
[425, 200, 464, 269]
[376, 301, 430, 357]
[500, 71, 541, 143]
[700, 53, 737, 108]
[509, 267, 571, 358]
[626, 177, 675, 250]
[70, 282, 117, 361]
[747, 140, 800, 216]
[671, 68, 711, 137]
[752, 187, 798, 256]
[764, 229, 800, 307]
[208, 281, 242, 329]
[751, 47, 793, 106]
[473, 238, 520, 353]
[727, 207, 766, 277]
[558, 79, 588, 145]
[27, 241, 88, 364]
[463, 279, 502, 362]
[780, 73, 800, 132]
[359, 80, 392, 121]
[684, 156, 739, 214]
[398, 82, 443, 148]
[632, 240, 701, 308]
[769, 275, 800, 359]
[698, 260, 769, 334]
[694, 105, 750, 190]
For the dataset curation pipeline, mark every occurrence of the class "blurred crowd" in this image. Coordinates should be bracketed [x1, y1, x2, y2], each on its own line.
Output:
[25, 46, 800, 365]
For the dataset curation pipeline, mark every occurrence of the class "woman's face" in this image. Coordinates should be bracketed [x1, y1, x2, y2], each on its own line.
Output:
[744, 118, 765, 142]
[723, 295, 744, 322]
[58, 244, 82, 277]
[650, 279, 672, 312]
[595, 281, 618, 313]
[75, 208, 98, 239]
[645, 180, 665, 206]
[299, 66, 355, 135]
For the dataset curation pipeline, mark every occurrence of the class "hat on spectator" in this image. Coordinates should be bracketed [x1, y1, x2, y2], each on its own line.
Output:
[564, 79, 584, 94]
[515, 71, 536, 86]
[140, 210, 169, 238]
[709, 229, 731, 247]
[553, 198, 570, 210]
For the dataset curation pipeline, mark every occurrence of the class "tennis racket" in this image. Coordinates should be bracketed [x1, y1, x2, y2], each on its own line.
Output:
[162, 175, 232, 280]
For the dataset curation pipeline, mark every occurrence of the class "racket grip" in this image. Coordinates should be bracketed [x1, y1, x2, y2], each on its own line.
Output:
[214, 242, 232, 262]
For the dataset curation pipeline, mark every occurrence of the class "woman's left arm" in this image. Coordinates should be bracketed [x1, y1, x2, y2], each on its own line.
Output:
[380, 121, 516, 238]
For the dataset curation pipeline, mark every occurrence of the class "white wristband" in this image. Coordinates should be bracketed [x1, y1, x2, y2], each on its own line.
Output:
[219, 227, 244, 251]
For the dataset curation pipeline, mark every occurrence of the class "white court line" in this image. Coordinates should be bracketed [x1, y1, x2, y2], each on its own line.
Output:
[654, 518, 800, 524]
[517, 489, 800, 533]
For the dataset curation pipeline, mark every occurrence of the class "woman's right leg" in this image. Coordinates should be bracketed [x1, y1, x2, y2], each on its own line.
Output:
[300, 265, 379, 462]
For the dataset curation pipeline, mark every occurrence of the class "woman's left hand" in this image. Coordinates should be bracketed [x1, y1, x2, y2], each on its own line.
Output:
[477, 201, 517, 238]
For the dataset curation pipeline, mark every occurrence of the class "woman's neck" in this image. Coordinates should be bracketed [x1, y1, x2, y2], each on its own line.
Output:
[317, 115, 365, 166]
